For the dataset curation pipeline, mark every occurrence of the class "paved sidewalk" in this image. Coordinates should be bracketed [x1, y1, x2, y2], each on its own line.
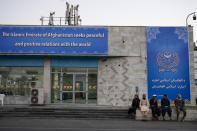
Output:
[0, 117, 197, 131]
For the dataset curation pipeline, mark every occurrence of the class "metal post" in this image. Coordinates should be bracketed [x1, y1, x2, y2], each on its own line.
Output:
[40, 17, 44, 25]
[86, 69, 88, 104]
[73, 74, 76, 103]
[60, 69, 63, 104]
[66, 2, 70, 25]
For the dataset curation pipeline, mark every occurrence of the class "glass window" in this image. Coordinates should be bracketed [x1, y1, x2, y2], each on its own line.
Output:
[88, 68, 98, 73]
[0, 67, 43, 96]
[75, 74, 86, 92]
[51, 73, 60, 103]
[62, 92, 73, 103]
[51, 68, 61, 73]
[75, 92, 86, 104]
[195, 79, 197, 85]
[62, 68, 87, 73]
[63, 74, 73, 92]
[88, 74, 97, 104]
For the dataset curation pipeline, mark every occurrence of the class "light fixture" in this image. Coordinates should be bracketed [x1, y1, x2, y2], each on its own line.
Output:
[193, 13, 196, 20]
[186, 12, 197, 26]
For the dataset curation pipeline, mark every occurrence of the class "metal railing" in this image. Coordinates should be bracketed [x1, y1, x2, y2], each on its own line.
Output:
[40, 16, 82, 26]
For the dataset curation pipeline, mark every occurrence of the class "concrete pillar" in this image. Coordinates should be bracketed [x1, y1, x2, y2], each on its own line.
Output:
[189, 27, 196, 106]
[43, 57, 51, 104]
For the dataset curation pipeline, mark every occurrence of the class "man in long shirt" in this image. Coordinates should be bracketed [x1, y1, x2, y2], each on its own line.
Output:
[150, 94, 160, 120]
[175, 94, 186, 121]
[128, 94, 140, 119]
[161, 94, 172, 120]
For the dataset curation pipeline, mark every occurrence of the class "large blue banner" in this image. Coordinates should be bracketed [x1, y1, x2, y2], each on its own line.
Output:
[147, 27, 190, 102]
[0, 26, 108, 54]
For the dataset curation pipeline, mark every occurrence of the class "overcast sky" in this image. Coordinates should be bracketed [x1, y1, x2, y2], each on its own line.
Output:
[0, 0, 197, 40]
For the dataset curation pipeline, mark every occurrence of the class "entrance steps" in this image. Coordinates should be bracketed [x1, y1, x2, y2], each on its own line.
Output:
[1, 105, 197, 120]
[0, 105, 129, 119]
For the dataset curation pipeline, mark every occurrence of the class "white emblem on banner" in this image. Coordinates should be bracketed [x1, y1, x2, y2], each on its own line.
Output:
[156, 51, 179, 72]
[147, 27, 160, 43]
[175, 27, 188, 43]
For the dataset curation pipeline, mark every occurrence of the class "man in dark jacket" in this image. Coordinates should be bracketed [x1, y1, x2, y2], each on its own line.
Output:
[150, 94, 160, 120]
[161, 94, 172, 120]
[175, 94, 186, 121]
[128, 94, 140, 119]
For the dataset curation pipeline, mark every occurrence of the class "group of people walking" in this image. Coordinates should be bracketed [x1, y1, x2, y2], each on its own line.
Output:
[128, 94, 186, 121]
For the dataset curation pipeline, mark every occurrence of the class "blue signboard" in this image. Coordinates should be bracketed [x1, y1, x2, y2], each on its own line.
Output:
[0, 26, 108, 54]
[147, 27, 190, 102]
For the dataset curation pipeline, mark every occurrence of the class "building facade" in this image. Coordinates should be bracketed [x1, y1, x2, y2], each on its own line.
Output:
[193, 51, 197, 104]
[0, 25, 196, 106]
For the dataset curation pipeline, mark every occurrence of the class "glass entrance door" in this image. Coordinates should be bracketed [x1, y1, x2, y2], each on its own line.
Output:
[61, 73, 73, 103]
[51, 68, 97, 104]
[61, 73, 87, 104]
[75, 74, 87, 104]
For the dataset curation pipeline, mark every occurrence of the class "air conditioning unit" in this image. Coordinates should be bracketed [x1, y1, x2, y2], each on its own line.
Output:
[30, 88, 44, 105]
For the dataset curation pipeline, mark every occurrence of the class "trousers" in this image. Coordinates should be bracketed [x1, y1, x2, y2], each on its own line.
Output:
[161, 107, 172, 117]
[176, 108, 186, 120]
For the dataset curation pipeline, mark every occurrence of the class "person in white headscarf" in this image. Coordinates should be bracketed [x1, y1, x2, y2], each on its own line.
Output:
[140, 94, 150, 117]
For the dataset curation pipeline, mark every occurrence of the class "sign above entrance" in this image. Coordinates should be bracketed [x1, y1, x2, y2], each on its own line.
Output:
[0, 26, 108, 54]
